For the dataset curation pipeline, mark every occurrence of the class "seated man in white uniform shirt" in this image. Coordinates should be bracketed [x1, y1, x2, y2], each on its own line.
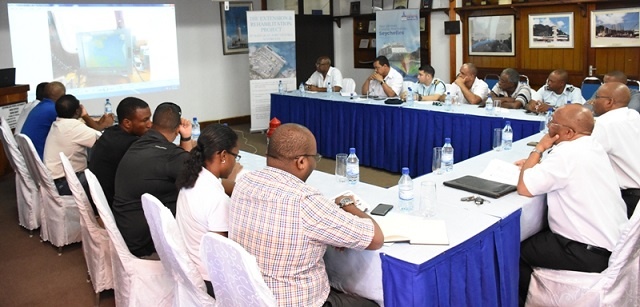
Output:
[305, 56, 343, 93]
[590, 82, 640, 218]
[515, 104, 628, 306]
[449, 63, 489, 105]
[400, 64, 446, 102]
[525, 69, 585, 113]
[361, 55, 403, 98]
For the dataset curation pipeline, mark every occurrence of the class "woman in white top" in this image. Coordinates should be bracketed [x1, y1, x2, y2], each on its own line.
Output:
[175, 123, 241, 298]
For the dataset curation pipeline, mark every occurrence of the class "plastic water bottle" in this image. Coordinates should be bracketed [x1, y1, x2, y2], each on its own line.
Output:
[485, 96, 494, 115]
[406, 87, 414, 106]
[398, 167, 414, 213]
[192, 117, 200, 142]
[542, 110, 552, 133]
[346, 148, 360, 185]
[444, 92, 453, 111]
[441, 138, 454, 172]
[105, 98, 112, 114]
[502, 121, 513, 150]
[327, 81, 333, 94]
[299, 83, 305, 97]
[278, 80, 284, 94]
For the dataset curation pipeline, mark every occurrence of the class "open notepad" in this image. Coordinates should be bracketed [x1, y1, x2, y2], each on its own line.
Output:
[374, 214, 449, 245]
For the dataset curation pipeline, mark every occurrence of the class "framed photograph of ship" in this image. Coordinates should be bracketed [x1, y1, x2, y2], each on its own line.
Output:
[591, 8, 640, 48]
[468, 15, 515, 56]
[220, 2, 252, 55]
[529, 13, 573, 49]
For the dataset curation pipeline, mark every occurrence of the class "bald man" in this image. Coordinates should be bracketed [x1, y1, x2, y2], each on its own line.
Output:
[449, 63, 489, 105]
[515, 104, 628, 306]
[526, 69, 585, 113]
[230, 123, 383, 307]
[590, 82, 640, 218]
[589, 71, 640, 113]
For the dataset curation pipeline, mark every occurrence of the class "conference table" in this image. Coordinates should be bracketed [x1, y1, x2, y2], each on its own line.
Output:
[270, 92, 545, 177]
[238, 132, 548, 306]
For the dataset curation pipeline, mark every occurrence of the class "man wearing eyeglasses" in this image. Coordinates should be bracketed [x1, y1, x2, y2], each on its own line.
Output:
[515, 104, 628, 306]
[305, 56, 343, 93]
[112, 102, 194, 258]
[230, 123, 383, 307]
[590, 82, 640, 218]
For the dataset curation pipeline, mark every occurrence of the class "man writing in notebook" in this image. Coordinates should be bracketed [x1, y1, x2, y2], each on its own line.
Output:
[230, 123, 383, 306]
[515, 104, 628, 306]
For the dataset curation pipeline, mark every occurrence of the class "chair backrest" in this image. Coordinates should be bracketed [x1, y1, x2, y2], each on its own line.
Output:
[484, 74, 499, 90]
[581, 77, 603, 101]
[341, 77, 356, 94]
[60, 153, 113, 293]
[200, 232, 277, 307]
[519, 74, 530, 85]
[141, 193, 215, 306]
[0, 117, 37, 191]
[402, 80, 415, 94]
[603, 202, 640, 288]
[627, 79, 640, 91]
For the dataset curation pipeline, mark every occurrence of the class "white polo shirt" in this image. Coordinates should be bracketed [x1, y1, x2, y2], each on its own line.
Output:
[532, 84, 585, 106]
[367, 66, 403, 97]
[449, 77, 490, 104]
[306, 66, 343, 89]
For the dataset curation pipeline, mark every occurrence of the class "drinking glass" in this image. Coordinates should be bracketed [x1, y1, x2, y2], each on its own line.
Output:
[493, 99, 501, 116]
[432, 147, 443, 175]
[335, 153, 348, 182]
[493, 128, 502, 151]
[419, 181, 437, 217]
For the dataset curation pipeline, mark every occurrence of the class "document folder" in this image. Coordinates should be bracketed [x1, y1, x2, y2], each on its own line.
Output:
[443, 175, 517, 199]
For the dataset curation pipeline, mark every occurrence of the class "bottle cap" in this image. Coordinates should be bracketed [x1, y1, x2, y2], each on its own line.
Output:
[349, 147, 356, 154]
[445, 137, 451, 143]
[506, 121, 511, 125]
[401, 167, 409, 174]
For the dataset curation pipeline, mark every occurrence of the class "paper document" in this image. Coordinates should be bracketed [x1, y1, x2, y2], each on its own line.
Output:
[478, 159, 520, 185]
[374, 215, 449, 245]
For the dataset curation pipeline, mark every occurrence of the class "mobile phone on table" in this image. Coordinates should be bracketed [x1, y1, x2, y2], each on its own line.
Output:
[527, 141, 539, 146]
[370, 203, 394, 216]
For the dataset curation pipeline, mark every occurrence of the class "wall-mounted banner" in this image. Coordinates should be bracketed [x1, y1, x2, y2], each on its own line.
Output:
[247, 10, 296, 132]
[376, 10, 420, 82]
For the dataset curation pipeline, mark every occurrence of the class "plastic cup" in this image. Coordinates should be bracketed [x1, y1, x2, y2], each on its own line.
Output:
[335, 153, 347, 182]
[432, 147, 443, 175]
[493, 99, 501, 116]
[420, 181, 437, 217]
[493, 128, 502, 151]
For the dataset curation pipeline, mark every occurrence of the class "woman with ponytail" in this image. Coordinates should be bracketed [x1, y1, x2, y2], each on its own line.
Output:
[175, 123, 241, 297]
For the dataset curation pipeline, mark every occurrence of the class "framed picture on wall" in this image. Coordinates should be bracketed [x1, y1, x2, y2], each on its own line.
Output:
[220, 2, 252, 55]
[529, 13, 574, 49]
[468, 15, 515, 56]
[591, 7, 640, 48]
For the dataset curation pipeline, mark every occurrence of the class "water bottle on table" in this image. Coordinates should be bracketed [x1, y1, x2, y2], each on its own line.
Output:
[192, 117, 201, 142]
[444, 92, 453, 111]
[299, 83, 305, 97]
[346, 148, 360, 185]
[502, 121, 513, 150]
[278, 80, 284, 94]
[406, 87, 414, 106]
[485, 96, 494, 115]
[105, 98, 112, 114]
[398, 167, 414, 213]
[441, 138, 454, 172]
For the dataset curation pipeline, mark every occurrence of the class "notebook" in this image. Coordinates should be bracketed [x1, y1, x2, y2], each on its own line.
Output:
[0, 68, 16, 88]
[375, 215, 449, 245]
[443, 175, 517, 199]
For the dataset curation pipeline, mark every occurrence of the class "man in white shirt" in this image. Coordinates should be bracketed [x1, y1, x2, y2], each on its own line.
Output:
[525, 69, 585, 113]
[590, 82, 640, 218]
[361, 55, 403, 98]
[515, 104, 628, 306]
[305, 56, 343, 93]
[400, 64, 446, 102]
[43, 94, 99, 196]
[449, 63, 489, 105]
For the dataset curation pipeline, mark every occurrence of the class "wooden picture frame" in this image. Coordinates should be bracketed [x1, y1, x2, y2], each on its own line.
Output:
[220, 2, 252, 55]
[350, 1, 361, 15]
[468, 15, 515, 56]
[529, 12, 574, 49]
[591, 7, 640, 48]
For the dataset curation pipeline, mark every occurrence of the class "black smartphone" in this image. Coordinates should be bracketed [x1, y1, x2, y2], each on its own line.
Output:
[370, 203, 394, 216]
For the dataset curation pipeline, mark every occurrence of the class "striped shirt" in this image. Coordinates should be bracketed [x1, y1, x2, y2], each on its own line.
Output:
[230, 167, 374, 307]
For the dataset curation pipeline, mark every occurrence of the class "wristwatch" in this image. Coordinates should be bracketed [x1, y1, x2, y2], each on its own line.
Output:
[339, 196, 355, 208]
[380, 80, 385, 85]
[530, 148, 544, 156]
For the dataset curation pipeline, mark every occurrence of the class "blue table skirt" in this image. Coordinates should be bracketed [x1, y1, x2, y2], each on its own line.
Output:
[271, 94, 540, 177]
[380, 209, 522, 307]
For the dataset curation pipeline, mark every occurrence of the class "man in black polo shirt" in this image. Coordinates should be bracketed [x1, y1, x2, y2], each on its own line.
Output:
[112, 102, 193, 258]
[89, 97, 152, 208]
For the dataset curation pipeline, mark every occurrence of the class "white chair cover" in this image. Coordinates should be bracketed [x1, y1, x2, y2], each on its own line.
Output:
[341, 78, 356, 94]
[86, 169, 175, 307]
[526, 202, 640, 306]
[200, 232, 277, 307]
[59, 153, 113, 296]
[0, 117, 40, 231]
[15, 133, 80, 248]
[141, 193, 216, 307]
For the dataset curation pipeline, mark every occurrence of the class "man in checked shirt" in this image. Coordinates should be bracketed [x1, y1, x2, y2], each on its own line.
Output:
[230, 123, 383, 307]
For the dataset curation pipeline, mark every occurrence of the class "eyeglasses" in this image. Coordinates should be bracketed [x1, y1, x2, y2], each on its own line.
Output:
[227, 151, 242, 162]
[295, 153, 322, 163]
[595, 95, 612, 100]
[547, 120, 575, 132]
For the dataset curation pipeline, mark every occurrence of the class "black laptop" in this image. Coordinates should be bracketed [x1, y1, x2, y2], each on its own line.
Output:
[0, 68, 16, 88]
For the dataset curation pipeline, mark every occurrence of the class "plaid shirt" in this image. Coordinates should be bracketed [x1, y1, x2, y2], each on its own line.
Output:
[230, 167, 374, 307]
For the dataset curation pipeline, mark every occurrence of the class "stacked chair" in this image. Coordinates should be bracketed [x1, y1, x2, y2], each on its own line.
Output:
[59, 153, 113, 306]
[15, 133, 80, 254]
[581, 77, 603, 101]
[341, 78, 356, 94]
[0, 117, 40, 235]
